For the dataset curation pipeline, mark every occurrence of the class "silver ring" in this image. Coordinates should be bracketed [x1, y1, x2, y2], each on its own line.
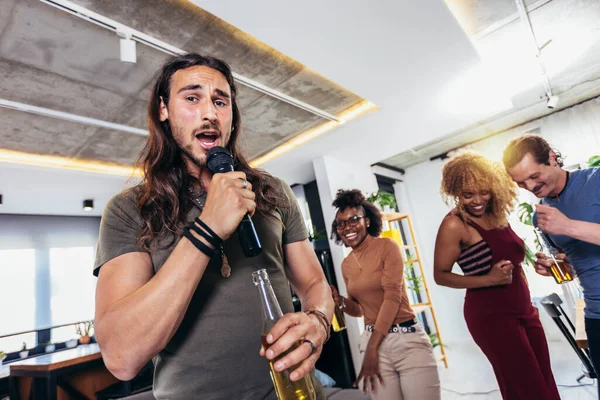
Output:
[302, 339, 316, 355]
[242, 179, 248, 189]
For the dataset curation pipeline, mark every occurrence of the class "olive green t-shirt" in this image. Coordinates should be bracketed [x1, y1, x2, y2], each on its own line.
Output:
[94, 177, 324, 400]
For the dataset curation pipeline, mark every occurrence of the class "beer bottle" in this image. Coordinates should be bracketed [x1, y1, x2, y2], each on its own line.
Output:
[534, 227, 573, 284]
[332, 303, 347, 332]
[252, 269, 316, 400]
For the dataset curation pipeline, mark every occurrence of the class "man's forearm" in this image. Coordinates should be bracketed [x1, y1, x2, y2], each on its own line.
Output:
[96, 239, 210, 380]
[300, 279, 334, 322]
[566, 220, 600, 246]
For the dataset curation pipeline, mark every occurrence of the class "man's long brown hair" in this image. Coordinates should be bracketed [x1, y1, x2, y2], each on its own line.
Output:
[136, 53, 288, 250]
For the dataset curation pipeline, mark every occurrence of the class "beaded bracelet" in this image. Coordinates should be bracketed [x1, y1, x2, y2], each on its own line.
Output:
[305, 309, 331, 344]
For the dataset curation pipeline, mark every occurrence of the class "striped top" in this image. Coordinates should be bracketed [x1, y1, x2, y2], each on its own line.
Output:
[457, 240, 493, 276]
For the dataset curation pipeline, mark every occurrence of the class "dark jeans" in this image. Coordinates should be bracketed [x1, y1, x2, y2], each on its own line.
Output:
[585, 317, 600, 399]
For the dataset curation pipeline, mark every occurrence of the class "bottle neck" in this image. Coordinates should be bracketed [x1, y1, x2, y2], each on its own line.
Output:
[253, 270, 283, 333]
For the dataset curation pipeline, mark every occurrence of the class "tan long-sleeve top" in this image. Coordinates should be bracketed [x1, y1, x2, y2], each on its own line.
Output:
[342, 235, 415, 335]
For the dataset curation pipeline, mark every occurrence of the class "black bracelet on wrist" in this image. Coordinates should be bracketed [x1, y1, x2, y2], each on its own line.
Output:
[182, 226, 216, 258]
[189, 222, 221, 249]
[194, 217, 223, 244]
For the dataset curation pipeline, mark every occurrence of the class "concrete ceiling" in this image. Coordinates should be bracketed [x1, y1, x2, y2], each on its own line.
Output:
[0, 0, 364, 166]
[3, 0, 600, 216]
[380, 0, 600, 170]
[199, 0, 485, 186]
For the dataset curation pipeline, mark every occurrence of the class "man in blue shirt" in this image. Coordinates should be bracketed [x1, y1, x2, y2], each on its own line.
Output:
[503, 134, 600, 395]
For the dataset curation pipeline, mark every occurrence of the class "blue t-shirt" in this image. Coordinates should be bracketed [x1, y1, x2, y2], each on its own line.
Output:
[533, 168, 600, 319]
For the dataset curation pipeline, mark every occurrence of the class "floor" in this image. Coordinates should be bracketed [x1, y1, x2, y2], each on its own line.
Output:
[439, 341, 597, 399]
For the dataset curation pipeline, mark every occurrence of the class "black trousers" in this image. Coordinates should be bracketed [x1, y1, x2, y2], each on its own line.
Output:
[585, 317, 600, 399]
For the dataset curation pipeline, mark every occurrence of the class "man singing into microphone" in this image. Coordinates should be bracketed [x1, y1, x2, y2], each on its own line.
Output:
[93, 53, 332, 399]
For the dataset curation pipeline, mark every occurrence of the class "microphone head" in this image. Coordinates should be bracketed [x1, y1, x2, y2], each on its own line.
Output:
[207, 146, 234, 174]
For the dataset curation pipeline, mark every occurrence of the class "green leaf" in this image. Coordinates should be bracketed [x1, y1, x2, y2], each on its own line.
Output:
[429, 333, 448, 349]
[366, 190, 397, 209]
[404, 261, 423, 293]
[517, 202, 534, 226]
[589, 155, 600, 168]
[308, 226, 326, 242]
[523, 242, 536, 269]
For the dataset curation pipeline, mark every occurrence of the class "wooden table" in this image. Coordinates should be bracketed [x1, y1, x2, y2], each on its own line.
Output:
[576, 299, 588, 349]
[8, 344, 103, 400]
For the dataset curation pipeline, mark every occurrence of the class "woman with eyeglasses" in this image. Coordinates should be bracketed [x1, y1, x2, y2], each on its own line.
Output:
[434, 152, 559, 400]
[330, 189, 440, 400]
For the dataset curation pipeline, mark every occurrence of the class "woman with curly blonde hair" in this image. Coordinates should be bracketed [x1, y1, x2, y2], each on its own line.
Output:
[433, 151, 559, 400]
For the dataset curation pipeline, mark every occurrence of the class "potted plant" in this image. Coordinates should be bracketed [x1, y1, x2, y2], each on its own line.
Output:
[517, 202, 542, 269]
[429, 333, 447, 349]
[19, 342, 29, 359]
[307, 225, 326, 243]
[0, 351, 6, 366]
[588, 155, 600, 168]
[366, 190, 397, 212]
[44, 342, 56, 353]
[76, 321, 94, 345]
[404, 254, 423, 294]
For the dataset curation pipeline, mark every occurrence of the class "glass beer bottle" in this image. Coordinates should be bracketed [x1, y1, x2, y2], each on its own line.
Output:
[252, 269, 316, 400]
[534, 228, 573, 284]
[332, 302, 347, 332]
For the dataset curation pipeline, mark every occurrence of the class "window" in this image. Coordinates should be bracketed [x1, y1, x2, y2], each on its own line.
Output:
[0, 333, 37, 354]
[49, 247, 96, 328]
[0, 215, 100, 343]
[0, 249, 36, 337]
[51, 325, 79, 344]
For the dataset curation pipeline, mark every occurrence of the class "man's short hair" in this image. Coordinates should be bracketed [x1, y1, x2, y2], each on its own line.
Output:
[502, 134, 563, 168]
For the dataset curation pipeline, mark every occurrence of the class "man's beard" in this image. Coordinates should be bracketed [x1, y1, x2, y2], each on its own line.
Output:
[171, 124, 207, 168]
[181, 144, 206, 169]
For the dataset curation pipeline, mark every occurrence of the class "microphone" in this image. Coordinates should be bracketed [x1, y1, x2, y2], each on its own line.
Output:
[206, 146, 262, 257]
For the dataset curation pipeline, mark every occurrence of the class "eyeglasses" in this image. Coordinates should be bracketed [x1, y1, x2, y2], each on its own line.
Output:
[335, 215, 365, 230]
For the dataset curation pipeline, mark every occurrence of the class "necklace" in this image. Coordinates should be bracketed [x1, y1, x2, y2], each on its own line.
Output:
[351, 252, 363, 273]
[187, 186, 231, 278]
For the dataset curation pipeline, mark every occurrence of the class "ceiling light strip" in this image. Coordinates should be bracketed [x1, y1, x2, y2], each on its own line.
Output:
[0, 149, 141, 177]
[0, 99, 148, 136]
[38, 0, 340, 122]
[251, 100, 377, 167]
[0, 100, 376, 174]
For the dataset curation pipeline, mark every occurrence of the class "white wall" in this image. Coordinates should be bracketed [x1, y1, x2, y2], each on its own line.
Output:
[313, 155, 379, 374]
[0, 163, 138, 216]
[396, 160, 475, 345]
[401, 96, 600, 345]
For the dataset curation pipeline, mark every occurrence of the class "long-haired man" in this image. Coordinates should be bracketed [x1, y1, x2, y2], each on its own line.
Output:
[93, 53, 332, 400]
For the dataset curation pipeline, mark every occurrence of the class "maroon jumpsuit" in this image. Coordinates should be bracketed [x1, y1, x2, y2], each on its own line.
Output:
[460, 219, 560, 400]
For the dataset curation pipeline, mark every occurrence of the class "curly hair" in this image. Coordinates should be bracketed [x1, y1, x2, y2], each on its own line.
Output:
[330, 189, 383, 245]
[441, 151, 517, 228]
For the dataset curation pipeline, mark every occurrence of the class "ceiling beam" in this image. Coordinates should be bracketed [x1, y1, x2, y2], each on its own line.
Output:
[0, 99, 148, 136]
